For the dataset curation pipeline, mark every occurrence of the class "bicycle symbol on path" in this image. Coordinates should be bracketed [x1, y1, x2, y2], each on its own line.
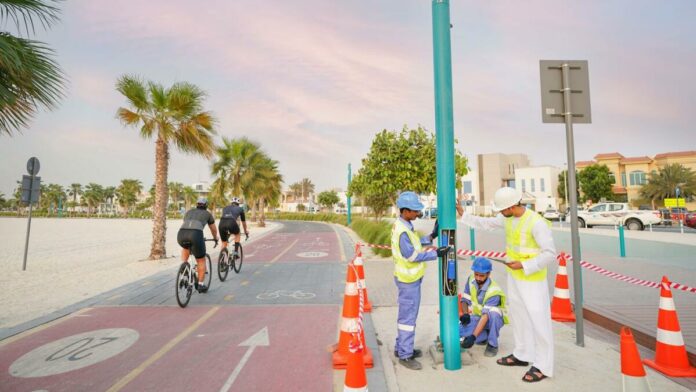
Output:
[256, 290, 316, 300]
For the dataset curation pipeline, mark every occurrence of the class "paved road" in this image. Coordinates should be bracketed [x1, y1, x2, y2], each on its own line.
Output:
[0, 221, 384, 392]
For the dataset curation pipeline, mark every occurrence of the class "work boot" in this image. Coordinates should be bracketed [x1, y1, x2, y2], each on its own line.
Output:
[398, 357, 422, 370]
[484, 344, 498, 357]
[394, 348, 422, 359]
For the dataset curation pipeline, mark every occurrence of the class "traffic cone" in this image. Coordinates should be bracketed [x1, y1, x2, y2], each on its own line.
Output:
[343, 335, 368, 392]
[332, 263, 373, 369]
[551, 253, 575, 322]
[643, 276, 696, 377]
[353, 245, 372, 313]
[621, 327, 652, 392]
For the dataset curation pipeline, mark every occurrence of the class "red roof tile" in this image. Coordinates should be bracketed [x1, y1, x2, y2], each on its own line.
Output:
[576, 160, 596, 167]
[653, 151, 696, 159]
[594, 152, 625, 160]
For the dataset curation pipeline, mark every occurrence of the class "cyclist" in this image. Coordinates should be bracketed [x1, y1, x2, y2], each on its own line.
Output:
[177, 197, 219, 292]
[219, 196, 249, 258]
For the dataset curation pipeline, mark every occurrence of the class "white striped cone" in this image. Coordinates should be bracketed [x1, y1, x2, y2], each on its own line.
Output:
[353, 245, 372, 312]
[551, 253, 575, 322]
[643, 276, 696, 377]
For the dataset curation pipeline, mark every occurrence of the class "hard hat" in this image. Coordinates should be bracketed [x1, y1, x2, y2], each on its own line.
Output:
[492, 187, 522, 212]
[471, 257, 492, 273]
[196, 197, 208, 207]
[396, 191, 424, 211]
[231, 197, 240, 204]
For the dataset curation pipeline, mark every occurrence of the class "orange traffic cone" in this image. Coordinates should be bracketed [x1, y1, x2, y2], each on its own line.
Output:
[333, 263, 373, 369]
[621, 327, 652, 392]
[343, 335, 368, 392]
[643, 276, 696, 377]
[551, 253, 575, 322]
[353, 245, 372, 313]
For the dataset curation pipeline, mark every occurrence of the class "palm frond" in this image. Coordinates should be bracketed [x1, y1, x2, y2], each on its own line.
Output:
[0, 0, 61, 36]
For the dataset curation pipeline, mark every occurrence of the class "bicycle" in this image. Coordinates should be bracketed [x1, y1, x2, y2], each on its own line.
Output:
[218, 233, 248, 281]
[176, 238, 215, 308]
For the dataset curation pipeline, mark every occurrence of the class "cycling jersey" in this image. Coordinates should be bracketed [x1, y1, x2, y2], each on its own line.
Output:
[221, 205, 245, 222]
[180, 207, 215, 231]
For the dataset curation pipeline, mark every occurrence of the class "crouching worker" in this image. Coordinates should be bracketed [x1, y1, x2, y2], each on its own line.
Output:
[459, 257, 508, 357]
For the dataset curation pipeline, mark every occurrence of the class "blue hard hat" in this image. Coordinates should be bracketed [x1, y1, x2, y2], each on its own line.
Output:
[396, 191, 425, 211]
[471, 257, 492, 273]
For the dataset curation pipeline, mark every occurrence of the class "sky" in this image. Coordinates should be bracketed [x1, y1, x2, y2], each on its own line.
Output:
[1, 0, 695, 197]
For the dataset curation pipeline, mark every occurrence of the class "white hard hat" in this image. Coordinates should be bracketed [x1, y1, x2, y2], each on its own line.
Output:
[492, 187, 522, 212]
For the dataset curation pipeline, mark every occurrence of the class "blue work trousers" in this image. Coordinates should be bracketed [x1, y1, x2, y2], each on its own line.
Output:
[394, 277, 422, 359]
[459, 312, 504, 348]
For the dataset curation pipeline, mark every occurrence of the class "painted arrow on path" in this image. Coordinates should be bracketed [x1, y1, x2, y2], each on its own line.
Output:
[218, 326, 269, 392]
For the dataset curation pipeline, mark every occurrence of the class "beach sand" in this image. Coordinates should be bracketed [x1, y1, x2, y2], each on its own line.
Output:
[0, 217, 278, 329]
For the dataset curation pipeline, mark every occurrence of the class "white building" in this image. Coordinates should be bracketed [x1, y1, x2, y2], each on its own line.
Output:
[514, 166, 561, 211]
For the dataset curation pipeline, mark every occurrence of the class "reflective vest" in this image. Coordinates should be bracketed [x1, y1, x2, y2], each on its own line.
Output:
[504, 209, 551, 282]
[462, 276, 509, 324]
[391, 219, 426, 283]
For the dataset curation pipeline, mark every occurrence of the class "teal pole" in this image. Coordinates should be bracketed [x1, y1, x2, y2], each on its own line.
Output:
[469, 227, 475, 251]
[347, 163, 352, 226]
[432, 0, 460, 370]
[618, 224, 626, 257]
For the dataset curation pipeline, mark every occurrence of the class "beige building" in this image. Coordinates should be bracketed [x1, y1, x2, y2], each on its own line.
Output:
[477, 153, 530, 212]
[576, 151, 696, 209]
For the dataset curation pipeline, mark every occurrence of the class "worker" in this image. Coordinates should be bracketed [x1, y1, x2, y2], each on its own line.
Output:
[459, 257, 507, 358]
[392, 191, 449, 370]
[456, 187, 555, 383]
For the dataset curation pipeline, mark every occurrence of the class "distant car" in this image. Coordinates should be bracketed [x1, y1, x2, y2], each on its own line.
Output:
[685, 213, 696, 229]
[542, 209, 561, 221]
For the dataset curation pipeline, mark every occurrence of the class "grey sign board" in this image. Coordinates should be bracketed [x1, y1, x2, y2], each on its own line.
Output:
[26, 157, 40, 176]
[21, 175, 41, 204]
[539, 60, 591, 124]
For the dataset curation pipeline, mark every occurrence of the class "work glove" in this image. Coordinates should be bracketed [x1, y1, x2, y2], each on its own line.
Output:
[460, 335, 476, 349]
[436, 246, 451, 258]
[430, 220, 439, 240]
[459, 313, 471, 326]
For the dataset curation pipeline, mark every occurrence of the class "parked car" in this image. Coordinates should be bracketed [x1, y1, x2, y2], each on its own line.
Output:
[542, 209, 561, 221]
[573, 202, 661, 230]
[685, 213, 696, 229]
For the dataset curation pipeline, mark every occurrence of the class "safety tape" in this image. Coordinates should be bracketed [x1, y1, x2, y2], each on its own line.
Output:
[355, 243, 696, 294]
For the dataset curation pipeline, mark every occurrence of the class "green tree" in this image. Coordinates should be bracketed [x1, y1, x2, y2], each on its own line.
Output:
[82, 183, 104, 215]
[168, 182, 184, 211]
[0, 192, 6, 209]
[317, 190, 339, 211]
[116, 75, 216, 259]
[68, 183, 81, 211]
[640, 164, 696, 208]
[577, 164, 614, 203]
[0, 0, 66, 136]
[116, 179, 142, 216]
[349, 125, 468, 218]
[182, 186, 197, 210]
[244, 156, 282, 226]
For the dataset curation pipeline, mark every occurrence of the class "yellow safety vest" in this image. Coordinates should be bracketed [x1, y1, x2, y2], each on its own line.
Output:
[391, 219, 426, 283]
[504, 209, 551, 282]
[463, 276, 509, 324]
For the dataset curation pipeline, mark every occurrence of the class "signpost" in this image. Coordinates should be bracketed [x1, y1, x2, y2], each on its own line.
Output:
[432, 0, 460, 370]
[540, 60, 591, 347]
[22, 157, 41, 271]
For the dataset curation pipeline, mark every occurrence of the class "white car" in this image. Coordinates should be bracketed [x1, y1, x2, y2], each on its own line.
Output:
[542, 209, 561, 221]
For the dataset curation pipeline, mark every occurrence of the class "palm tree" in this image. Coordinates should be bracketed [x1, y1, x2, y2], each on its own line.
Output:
[211, 137, 264, 200]
[182, 186, 197, 210]
[289, 182, 303, 202]
[82, 183, 104, 216]
[116, 179, 142, 216]
[168, 182, 184, 211]
[116, 75, 216, 259]
[246, 157, 283, 227]
[103, 186, 116, 213]
[641, 164, 696, 208]
[68, 183, 81, 211]
[0, 0, 65, 136]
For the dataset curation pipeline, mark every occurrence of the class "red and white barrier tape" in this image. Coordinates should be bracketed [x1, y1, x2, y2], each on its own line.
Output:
[356, 243, 696, 294]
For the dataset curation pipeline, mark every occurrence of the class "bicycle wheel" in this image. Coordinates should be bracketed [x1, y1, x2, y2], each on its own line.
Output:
[175, 263, 192, 308]
[218, 248, 229, 282]
[200, 254, 212, 292]
[233, 244, 243, 273]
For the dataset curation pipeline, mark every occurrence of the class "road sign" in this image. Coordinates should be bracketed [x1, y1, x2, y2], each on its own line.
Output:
[26, 157, 40, 176]
[540, 60, 592, 124]
[21, 175, 41, 204]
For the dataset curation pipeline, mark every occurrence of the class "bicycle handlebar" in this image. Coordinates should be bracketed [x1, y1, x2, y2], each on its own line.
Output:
[205, 238, 219, 248]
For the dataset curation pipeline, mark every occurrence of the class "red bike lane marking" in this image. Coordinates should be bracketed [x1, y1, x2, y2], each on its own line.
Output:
[0, 306, 213, 392]
[113, 305, 338, 392]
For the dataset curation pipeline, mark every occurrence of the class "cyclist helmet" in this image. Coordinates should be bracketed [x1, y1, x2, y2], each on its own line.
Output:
[231, 197, 241, 205]
[196, 197, 208, 208]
